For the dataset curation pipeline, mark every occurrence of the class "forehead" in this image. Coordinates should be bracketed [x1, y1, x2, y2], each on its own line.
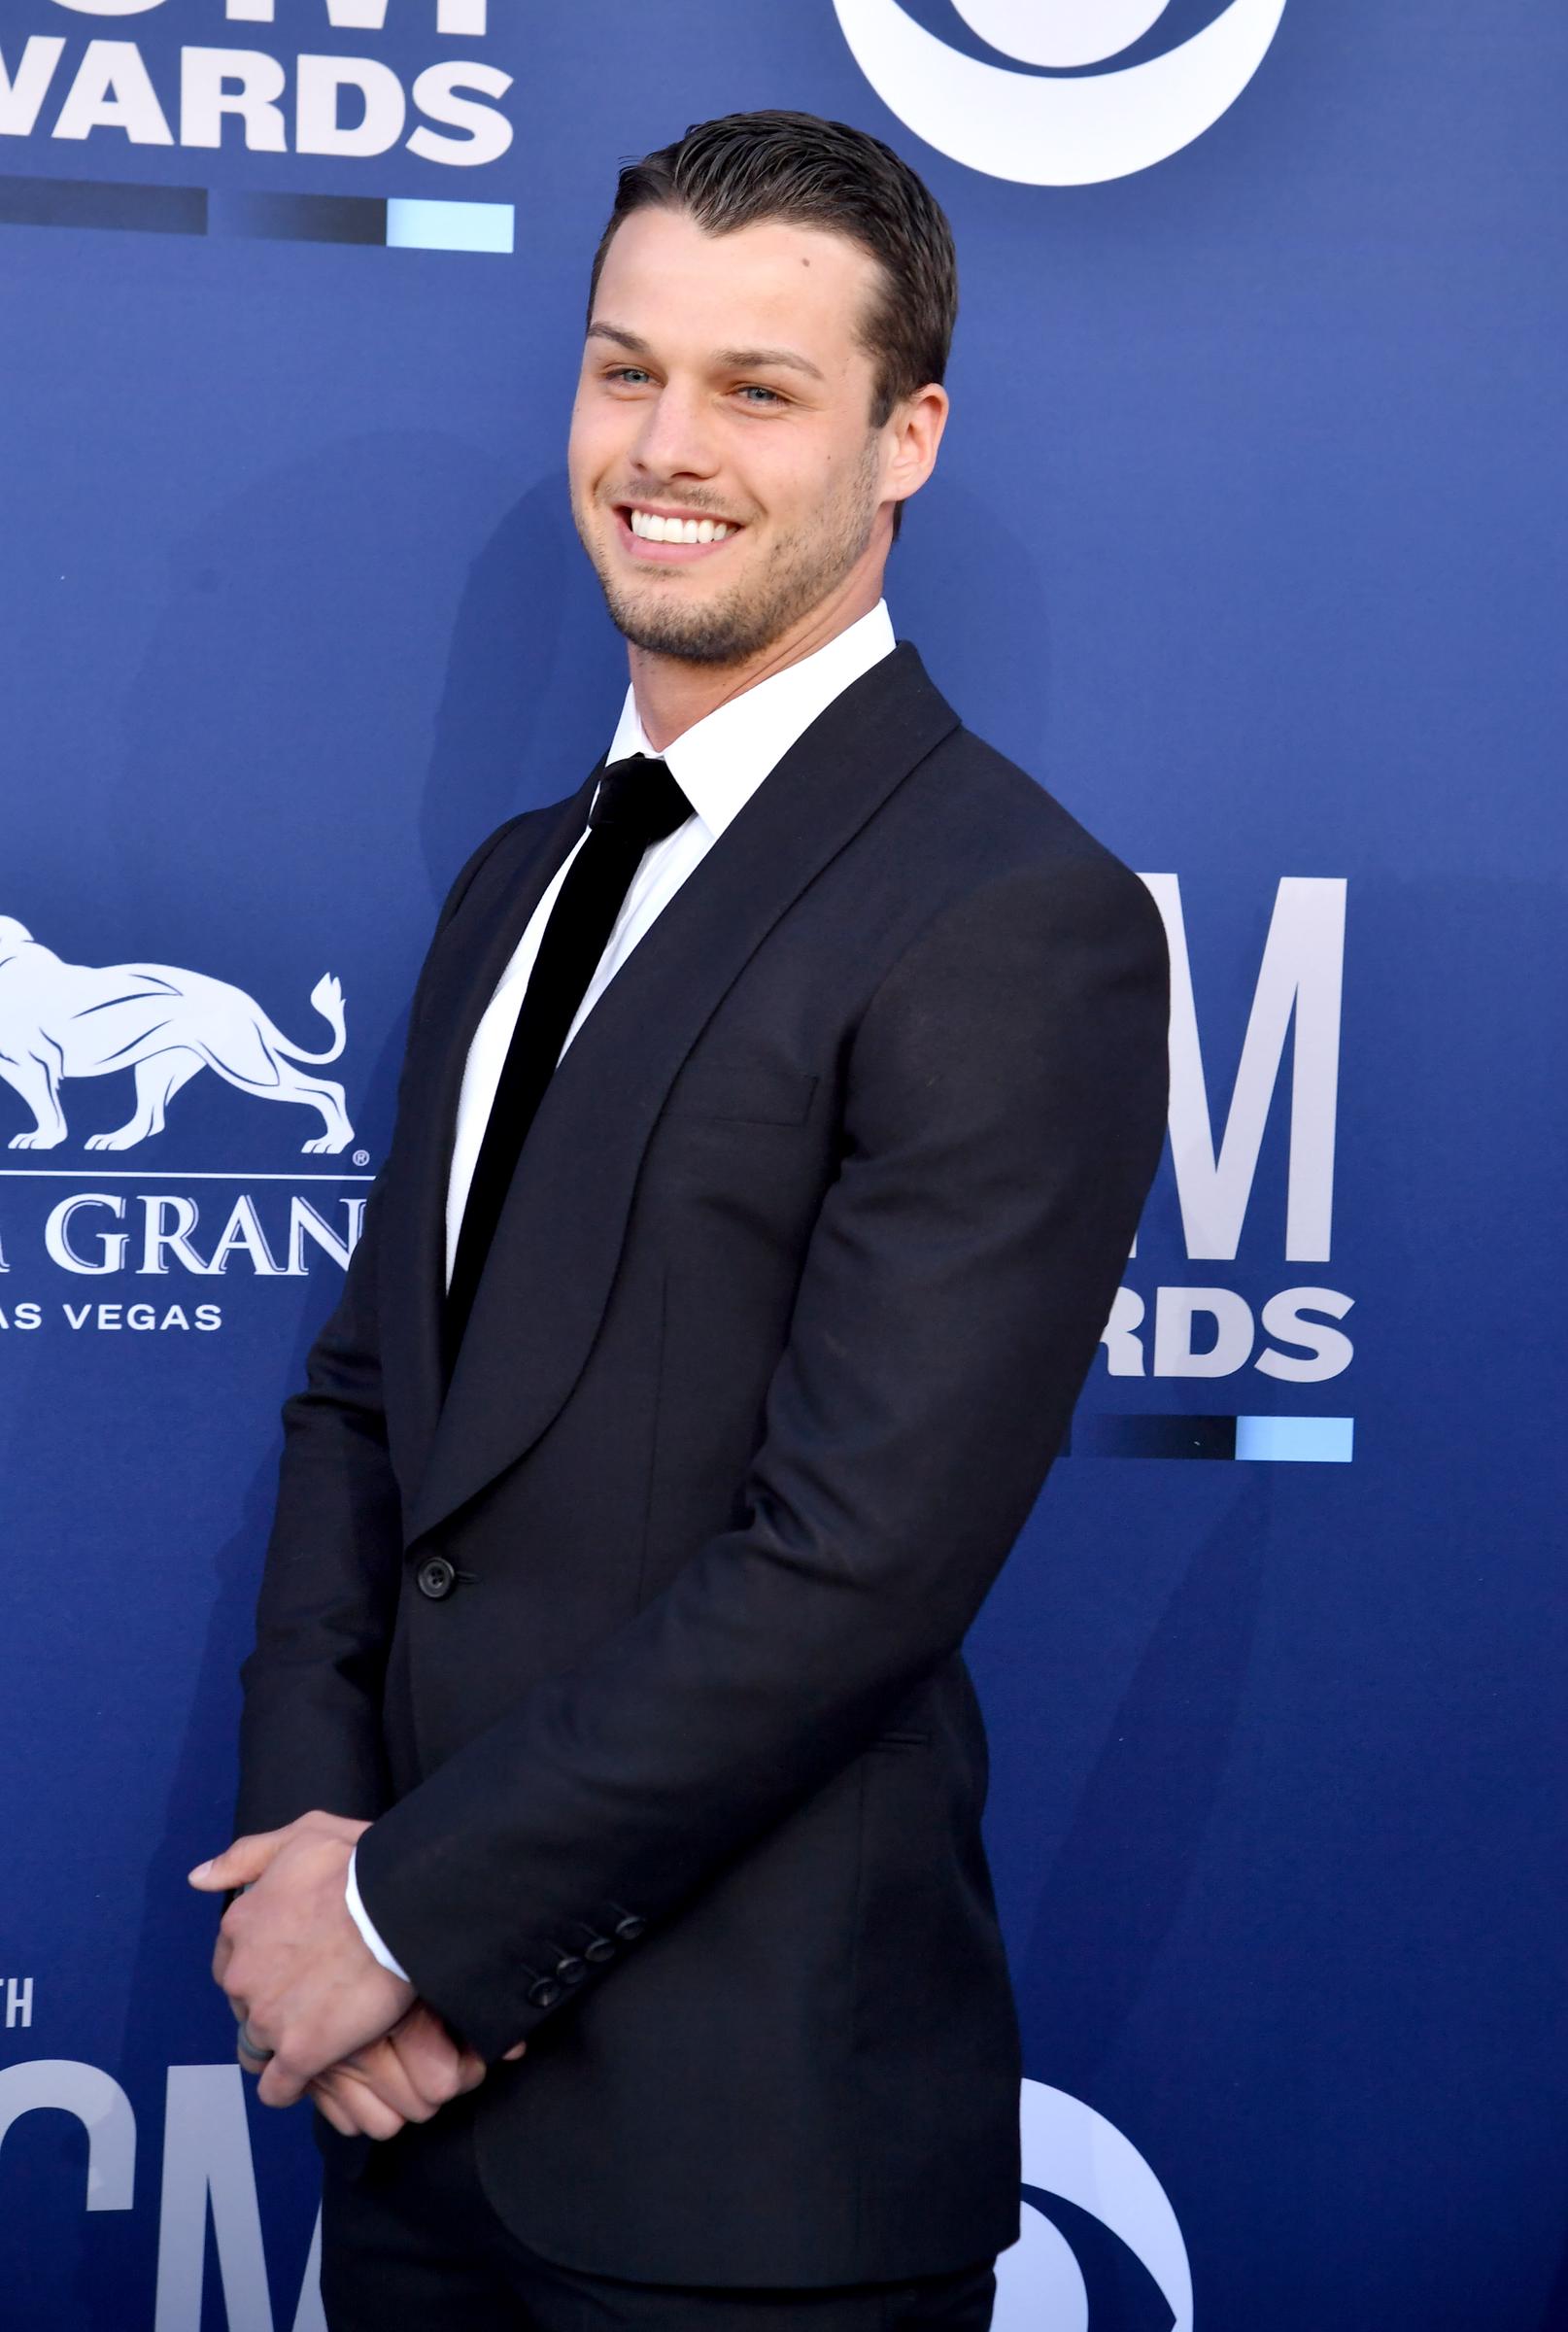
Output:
[591, 206, 880, 371]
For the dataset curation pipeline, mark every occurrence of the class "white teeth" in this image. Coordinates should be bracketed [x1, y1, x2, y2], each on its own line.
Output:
[629, 509, 734, 543]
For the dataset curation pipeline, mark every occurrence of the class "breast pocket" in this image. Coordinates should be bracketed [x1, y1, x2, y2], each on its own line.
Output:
[662, 1063, 819, 1126]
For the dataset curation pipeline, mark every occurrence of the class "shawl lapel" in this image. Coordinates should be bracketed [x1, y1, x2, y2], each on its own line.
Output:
[378, 774, 596, 1513]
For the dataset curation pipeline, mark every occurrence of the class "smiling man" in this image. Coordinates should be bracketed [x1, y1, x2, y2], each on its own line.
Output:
[195, 112, 1170, 2331]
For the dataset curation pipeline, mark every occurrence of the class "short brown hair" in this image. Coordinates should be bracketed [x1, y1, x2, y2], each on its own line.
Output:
[588, 111, 958, 535]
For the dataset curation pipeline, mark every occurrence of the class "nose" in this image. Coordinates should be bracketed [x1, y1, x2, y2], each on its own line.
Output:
[630, 378, 721, 486]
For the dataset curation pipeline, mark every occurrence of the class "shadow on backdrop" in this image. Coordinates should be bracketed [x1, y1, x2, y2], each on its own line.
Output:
[1017, 1470, 1272, 2093]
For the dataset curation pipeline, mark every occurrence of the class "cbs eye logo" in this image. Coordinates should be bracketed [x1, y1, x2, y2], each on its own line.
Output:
[833, 0, 1289, 185]
[994, 2080, 1193, 2331]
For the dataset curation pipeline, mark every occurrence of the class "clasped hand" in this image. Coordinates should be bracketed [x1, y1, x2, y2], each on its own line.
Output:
[188, 1810, 523, 2140]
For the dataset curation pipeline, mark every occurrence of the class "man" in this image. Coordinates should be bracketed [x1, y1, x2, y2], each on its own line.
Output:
[191, 110, 1169, 2330]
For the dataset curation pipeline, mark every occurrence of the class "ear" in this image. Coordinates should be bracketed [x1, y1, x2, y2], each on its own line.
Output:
[884, 383, 950, 513]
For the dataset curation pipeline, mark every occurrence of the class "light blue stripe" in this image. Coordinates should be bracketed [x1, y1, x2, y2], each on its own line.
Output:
[386, 199, 514, 255]
[1235, 1416, 1354, 1464]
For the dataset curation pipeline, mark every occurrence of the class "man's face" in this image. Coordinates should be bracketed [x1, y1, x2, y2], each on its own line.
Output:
[569, 205, 896, 667]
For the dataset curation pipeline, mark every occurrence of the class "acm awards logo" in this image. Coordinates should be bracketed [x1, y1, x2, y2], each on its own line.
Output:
[0, 915, 367, 1328]
[833, 0, 1288, 184]
[0, 0, 510, 169]
[0, 2060, 1189, 2332]
[1111, 874, 1354, 1396]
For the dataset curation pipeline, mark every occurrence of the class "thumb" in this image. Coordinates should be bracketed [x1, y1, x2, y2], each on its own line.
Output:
[187, 1828, 290, 1891]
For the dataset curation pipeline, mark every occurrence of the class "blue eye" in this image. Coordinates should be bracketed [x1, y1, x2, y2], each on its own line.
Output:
[737, 385, 783, 405]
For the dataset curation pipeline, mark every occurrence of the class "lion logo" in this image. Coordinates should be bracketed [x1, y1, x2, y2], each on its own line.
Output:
[0, 917, 354, 1154]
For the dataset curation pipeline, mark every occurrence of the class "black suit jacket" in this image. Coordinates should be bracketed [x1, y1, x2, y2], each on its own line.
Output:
[236, 642, 1170, 2288]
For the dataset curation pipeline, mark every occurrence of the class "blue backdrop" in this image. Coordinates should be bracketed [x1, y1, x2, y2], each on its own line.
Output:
[2, 3, 1564, 2326]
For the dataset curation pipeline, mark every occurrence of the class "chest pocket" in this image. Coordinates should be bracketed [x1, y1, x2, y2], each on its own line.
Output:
[662, 1064, 818, 1125]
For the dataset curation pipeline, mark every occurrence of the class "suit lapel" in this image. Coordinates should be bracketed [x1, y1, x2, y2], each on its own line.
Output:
[379, 773, 597, 1510]
[405, 643, 959, 1548]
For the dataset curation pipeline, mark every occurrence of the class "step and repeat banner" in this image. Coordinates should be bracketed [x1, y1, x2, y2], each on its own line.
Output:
[2, 3, 1563, 2326]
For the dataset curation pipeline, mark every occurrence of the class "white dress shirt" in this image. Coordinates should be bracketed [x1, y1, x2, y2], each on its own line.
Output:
[346, 600, 897, 1982]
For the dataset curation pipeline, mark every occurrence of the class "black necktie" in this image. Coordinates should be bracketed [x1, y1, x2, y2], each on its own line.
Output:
[445, 754, 693, 1368]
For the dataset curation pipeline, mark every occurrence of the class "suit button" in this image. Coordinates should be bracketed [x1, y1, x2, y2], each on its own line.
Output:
[555, 1955, 587, 1985]
[416, 1556, 457, 1601]
[583, 1935, 615, 1965]
[527, 1977, 563, 2009]
[614, 1914, 646, 1942]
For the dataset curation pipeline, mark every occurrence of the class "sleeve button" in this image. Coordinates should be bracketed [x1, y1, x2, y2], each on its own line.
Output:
[527, 1977, 563, 2009]
[614, 1914, 646, 1942]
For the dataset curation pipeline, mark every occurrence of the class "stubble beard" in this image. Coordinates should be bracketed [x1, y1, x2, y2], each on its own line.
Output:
[577, 438, 883, 669]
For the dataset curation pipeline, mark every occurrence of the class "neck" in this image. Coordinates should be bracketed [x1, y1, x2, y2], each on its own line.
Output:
[628, 561, 886, 755]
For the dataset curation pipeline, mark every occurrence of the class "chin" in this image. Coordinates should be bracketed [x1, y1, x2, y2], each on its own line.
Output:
[594, 563, 762, 667]
[613, 602, 765, 667]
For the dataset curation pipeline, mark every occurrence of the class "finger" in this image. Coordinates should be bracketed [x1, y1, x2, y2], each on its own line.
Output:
[390, 2005, 491, 2100]
[384, 2011, 470, 2113]
[188, 1829, 292, 1892]
[236, 2024, 272, 2076]
[310, 2064, 406, 2143]
[308, 2080, 358, 2138]
[339, 2037, 434, 2125]
[256, 2050, 311, 2109]
[502, 2042, 528, 2062]
[324, 2074, 406, 2143]
[323, 2059, 410, 2141]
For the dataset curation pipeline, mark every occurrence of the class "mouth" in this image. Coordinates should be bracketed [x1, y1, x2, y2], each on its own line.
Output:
[613, 502, 744, 565]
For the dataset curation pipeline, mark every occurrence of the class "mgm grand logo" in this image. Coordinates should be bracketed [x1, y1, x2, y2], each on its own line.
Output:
[0, 916, 353, 1154]
[0, 917, 367, 1304]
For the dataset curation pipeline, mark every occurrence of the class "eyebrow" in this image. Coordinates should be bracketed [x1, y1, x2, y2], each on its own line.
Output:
[586, 323, 826, 384]
[718, 344, 827, 383]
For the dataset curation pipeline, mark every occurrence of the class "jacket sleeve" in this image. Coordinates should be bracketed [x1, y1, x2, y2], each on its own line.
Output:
[353, 846, 1171, 2059]
[233, 821, 525, 1838]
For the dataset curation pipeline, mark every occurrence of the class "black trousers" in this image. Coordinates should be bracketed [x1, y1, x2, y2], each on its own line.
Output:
[318, 2099, 997, 2332]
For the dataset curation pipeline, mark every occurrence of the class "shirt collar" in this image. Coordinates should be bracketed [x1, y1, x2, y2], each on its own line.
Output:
[602, 600, 896, 840]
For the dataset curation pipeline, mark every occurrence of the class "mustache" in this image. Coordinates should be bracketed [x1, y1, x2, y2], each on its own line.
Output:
[606, 486, 749, 523]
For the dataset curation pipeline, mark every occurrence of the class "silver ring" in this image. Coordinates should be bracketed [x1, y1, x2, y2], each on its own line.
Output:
[237, 2019, 275, 2065]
